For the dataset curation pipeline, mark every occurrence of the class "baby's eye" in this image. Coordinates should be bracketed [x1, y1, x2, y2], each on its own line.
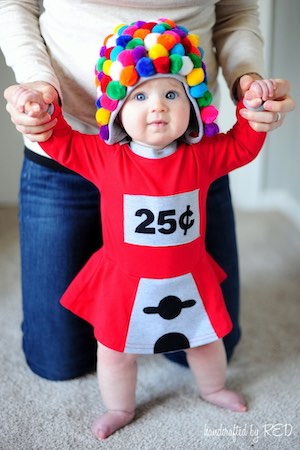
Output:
[166, 91, 178, 100]
[134, 93, 146, 101]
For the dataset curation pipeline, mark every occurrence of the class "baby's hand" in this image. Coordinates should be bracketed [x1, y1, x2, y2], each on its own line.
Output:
[243, 79, 277, 110]
[13, 86, 49, 118]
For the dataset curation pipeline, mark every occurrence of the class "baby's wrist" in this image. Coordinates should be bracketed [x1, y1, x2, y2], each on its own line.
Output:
[243, 99, 265, 112]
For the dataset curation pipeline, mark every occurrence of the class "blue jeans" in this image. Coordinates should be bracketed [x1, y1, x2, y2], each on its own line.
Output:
[19, 151, 240, 380]
[19, 153, 101, 380]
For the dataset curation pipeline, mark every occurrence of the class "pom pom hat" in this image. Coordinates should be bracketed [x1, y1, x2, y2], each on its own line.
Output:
[95, 18, 219, 144]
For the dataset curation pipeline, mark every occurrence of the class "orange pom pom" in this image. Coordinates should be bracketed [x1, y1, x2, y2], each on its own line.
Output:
[158, 34, 177, 50]
[163, 19, 176, 28]
[120, 66, 139, 86]
[133, 28, 150, 40]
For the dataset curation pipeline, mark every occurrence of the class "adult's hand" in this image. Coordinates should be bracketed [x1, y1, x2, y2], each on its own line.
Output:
[4, 81, 59, 141]
[238, 75, 296, 132]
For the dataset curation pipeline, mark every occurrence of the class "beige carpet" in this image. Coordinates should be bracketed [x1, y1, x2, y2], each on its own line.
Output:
[0, 207, 299, 450]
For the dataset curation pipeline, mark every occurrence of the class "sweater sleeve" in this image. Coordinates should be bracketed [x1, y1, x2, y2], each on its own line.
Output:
[38, 105, 107, 188]
[213, 0, 264, 99]
[0, 1, 61, 97]
[204, 100, 267, 182]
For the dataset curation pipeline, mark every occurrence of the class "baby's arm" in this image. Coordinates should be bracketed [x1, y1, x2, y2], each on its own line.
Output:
[243, 79, 277, 111]
[12, 86, 50, 118]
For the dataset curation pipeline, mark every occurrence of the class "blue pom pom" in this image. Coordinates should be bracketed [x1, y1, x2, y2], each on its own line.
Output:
[136, 57, 156, 77]
[190, 82, 208, 98]
[170, 43, 185, 56]
[116, 35, 132, 48]
[110, 45, 124, 61]
[152, 24, 166, 33]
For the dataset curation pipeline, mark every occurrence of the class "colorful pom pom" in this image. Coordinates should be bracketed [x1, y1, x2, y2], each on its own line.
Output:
[148, 43, 169, 59]
[126, 38, 144, 49]
[178, 56, 193, 76]
[186, 68, 205, 86]
[197, 91, 213, 107]
[136, 57, 156, 77]
[170, 43, 185, 56]
[153, 56, 170, 73]
[120, 66, 139, 86]
[99, 125, 109, 140]
[144, 33, 160, 50]
[110, 46, 123, 62]
[95, 108, 110, 125]
[109, 61, 123, 81]
[106, 81, 127, 100]
[158, 34, 177, 51]
[102, 59, 112, 76]
[201, 105, 218, 124]
[117, 50, 135, 66]
[169, 54, 183, 74]
[187, 33, 200, 47]
[100, 94, 119, 111]
[190, 82, 208, 98]
[132, 46, 147, 63]
[204, 122, 219, 137]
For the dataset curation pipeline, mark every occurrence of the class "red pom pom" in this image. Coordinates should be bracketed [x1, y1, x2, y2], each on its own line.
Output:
[181, 37, 192, 53]
[100, 75, 112, 92]
[104, 47, 113, 59]
[153, 56, 170, 73]
[141, 22, 157, 31]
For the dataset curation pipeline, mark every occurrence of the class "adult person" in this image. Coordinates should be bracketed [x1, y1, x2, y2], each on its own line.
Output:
[0, 1, 295, 381]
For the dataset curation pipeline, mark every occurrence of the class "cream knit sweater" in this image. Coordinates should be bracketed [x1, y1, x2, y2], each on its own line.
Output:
[0, 0, 264, 154]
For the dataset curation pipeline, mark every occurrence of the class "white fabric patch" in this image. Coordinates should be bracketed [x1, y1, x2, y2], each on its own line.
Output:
[124, 273, 218, 353]
[124, 190, 200, 247]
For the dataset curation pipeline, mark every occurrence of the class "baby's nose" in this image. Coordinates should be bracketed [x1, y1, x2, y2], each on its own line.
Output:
[151, 96, 167, 112]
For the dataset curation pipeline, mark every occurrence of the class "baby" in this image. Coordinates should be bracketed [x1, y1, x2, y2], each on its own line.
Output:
[14, 19, 277, 440]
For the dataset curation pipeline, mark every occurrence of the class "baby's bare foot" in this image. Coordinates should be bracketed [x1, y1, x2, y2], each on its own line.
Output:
[202, 388, 247, 412]
[91, 410, 135, 440]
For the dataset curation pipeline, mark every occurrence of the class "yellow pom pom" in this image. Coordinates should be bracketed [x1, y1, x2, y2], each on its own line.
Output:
[148, 43, 169, 59]
[186, 68, 205, 86]
[103, 60, 112, 76]
[95, 108, 110, 125]
[114, 23, 126, 34]
[187, 33, 200, 47]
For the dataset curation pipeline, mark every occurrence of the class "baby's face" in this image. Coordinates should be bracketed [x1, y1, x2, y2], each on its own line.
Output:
[119, 78, 190, 150]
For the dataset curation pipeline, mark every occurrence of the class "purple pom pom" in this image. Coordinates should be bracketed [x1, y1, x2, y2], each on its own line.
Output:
[204, 122, 219, 137]
[132, 46, 147, 63]
[100, 125, 109, 141]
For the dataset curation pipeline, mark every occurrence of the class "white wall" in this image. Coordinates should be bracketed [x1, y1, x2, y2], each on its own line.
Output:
[0, 51, 23, 205]
[218, 0, 300, 228]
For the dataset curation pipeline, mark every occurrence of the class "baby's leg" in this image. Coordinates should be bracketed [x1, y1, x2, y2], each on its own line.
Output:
[186, 340, 247, 412]
[91, 343, 137, 440]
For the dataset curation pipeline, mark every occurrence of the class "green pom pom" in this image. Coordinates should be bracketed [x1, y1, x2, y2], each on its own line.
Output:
[106, 81, 127, 100]
[96, 57, 106, 72]
[197, 91, 213, 107]
[126, 38, 144, 49]
[188, 53, 202, 68]
[170, 54, 183, 74]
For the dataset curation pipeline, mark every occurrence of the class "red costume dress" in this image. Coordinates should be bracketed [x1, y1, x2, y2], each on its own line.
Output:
[39, 103, 266, 354]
